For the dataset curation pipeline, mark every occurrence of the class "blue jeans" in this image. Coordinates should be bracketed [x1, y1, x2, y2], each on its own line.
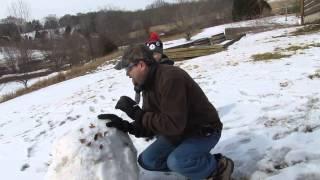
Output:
[138, 132, 221, 180]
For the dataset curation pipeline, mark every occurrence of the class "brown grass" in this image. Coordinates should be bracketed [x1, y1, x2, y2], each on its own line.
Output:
[308, 69, 320, 79]
[281, 43, 320, 52]
[291, 24, 320, 36]
[284, 45, 310, 51]
[0, 50, 122, 103]
[251, 42, 320, 63]
[268, 0, 299, 14]
[252, 52, 291, 61]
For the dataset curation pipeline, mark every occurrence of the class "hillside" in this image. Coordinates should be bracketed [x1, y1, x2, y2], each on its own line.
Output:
[1, 15, 320, 179]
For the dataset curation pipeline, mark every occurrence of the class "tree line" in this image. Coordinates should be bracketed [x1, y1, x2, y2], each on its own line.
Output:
[0, 0, 272, 88]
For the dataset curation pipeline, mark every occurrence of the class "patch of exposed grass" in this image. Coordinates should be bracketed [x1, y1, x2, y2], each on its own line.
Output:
[310, 43, 320, 47]
[0, 50, 122, 103]
[274, 47, 282, 51]
[266, 39, 280, 43]
[308, 69, 320, 80]
[291, 24, 320, 36]
[280, 43, 320, 52]
[252, 52, 291, 61]
[284, 45, 310, 51]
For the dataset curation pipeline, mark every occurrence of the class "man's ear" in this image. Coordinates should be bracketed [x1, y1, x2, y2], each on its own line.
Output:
[139, 61, 147, 69]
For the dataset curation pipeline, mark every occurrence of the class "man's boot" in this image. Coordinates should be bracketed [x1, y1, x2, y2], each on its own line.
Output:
[207, 154, 234, 180]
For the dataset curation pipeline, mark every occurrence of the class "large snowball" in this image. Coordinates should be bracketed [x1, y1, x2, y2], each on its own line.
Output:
[46, 119, 138, 180]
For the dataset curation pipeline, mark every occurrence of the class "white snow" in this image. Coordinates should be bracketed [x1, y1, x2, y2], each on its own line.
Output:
[0, 48, 45, 62]
[22, 31, 36, 39]
[0, 55, 4, 63]
[164, 15, 300, 49]
[46, 120, 138, 180]
[0, 72, 59, 99]
[1, 16, 320, 180]
[31, 50, 46, 60]
[22, 27, 66, 40]
[0, 47, 6, 63]
[1, 69, 50, 79]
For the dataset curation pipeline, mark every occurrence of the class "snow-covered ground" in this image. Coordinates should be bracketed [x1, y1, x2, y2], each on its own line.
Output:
[0, 54, 4, 63]
[1, 17, 320, 179]
[0, 72, 59, 99]
[22, 27, 67, 40]
[0, 49, 45, 62]
[164, 14, 300, 49]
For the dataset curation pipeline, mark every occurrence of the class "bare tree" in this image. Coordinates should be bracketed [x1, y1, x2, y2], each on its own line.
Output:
[94, 9, 131, 44]
[44, 15, 59, 29]
[45, 32, 90, 69]
[146, 0, 169, 9]
[17, 40, 33, 66]
[17, 40, 33, 88]
[7, 0, 31, 34]
[78, 14, 95, 60]
[130, 19, 151, 40]
[16, 78, 29, 89]
[3, 45, 19, 73]
[65, 33, 89, 66]
[174, 0, 201, 41]
[44, 39, 67, 70]
[2, 40, 33, 88]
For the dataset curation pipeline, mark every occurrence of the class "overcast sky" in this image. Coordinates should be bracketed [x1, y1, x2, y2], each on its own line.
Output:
[1, 0, 177, 21]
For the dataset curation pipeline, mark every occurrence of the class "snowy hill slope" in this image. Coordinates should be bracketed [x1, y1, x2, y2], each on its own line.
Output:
[163, 14, 299, 49]
[1, 21, 320, 179]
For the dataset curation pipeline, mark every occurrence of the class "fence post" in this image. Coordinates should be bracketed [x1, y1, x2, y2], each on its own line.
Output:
[285, 6, 288, 21]
[300, 0, 304, 25]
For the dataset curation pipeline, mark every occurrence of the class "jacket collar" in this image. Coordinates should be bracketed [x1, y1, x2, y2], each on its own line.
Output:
[140, 63, 158, 91]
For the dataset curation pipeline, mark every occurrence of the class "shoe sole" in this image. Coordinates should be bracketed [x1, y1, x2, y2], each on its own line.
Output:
[207, 156, 235, 180]
[225, 157, 234, 180]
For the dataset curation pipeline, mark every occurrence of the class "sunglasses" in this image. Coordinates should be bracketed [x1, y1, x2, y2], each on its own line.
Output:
[125, 63, 138, 73]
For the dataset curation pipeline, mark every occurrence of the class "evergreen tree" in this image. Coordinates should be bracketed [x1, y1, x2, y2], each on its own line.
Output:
[232, 0, 271, 21]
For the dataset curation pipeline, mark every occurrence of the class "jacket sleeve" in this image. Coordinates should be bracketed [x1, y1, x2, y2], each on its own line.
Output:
[142, 77, 188, 136]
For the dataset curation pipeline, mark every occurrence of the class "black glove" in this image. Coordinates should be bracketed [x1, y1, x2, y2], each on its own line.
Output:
[98, 114, 132, 133]
[98, 114, 154, 138]
[129, 121, 154, 138]
[115, 96, 144, 122]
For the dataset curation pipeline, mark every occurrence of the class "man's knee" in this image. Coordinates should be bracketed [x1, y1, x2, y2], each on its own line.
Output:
[167, 153, 188, 173]
[138, 152, 169, 171]
[138, 152, 154, 170]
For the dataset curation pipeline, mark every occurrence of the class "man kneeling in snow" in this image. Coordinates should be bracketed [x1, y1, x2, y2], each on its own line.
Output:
[98, 44, 234, 180]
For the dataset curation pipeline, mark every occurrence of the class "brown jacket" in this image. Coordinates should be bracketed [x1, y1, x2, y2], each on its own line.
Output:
[141, 64, 222, 143]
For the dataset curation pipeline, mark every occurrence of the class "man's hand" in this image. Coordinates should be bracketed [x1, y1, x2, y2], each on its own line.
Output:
[97, 113, 153, 138]
[98, 114, 132, 133]
[115, 96, 144, 121]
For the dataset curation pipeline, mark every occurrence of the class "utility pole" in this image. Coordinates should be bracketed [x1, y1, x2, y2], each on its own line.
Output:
[300, 0, 304, 25]
[285, 5, 288, 21]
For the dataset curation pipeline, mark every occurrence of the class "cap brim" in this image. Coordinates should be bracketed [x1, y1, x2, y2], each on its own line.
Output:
[114, 61, 124, 70]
